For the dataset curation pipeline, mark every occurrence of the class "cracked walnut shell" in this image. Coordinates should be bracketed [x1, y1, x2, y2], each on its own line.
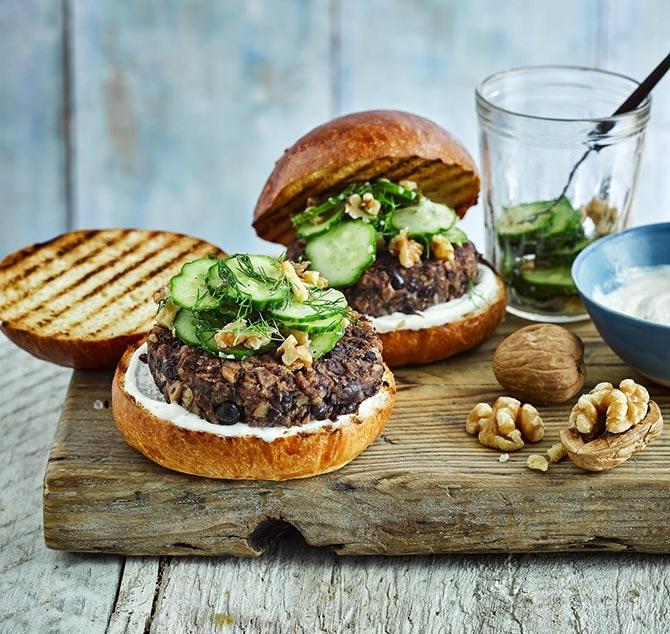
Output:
[561, 380, 663, 472]
[561, 401, 663, 472]
[466, 397, 544, 451]
[493, 324, 586, 405]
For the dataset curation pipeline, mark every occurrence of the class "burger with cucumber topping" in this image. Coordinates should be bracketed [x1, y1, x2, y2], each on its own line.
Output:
[253, 110, 506, 366]
[112, 253, 396, 480]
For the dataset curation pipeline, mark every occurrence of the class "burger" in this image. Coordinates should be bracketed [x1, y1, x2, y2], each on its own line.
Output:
[112, 253, 396, 480]
[253, 110, 506, 366]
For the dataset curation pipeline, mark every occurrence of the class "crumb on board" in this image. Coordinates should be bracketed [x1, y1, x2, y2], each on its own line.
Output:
[93, 399, 109, 410]
[498, 453, 509, 463]
[527, 455, 549, 472]
[211, 613, 234, 627]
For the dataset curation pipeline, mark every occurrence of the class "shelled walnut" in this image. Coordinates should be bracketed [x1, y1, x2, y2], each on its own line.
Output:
[493, 324, 586, 405]
[560, 379, 663, 471]
[466, 397, 544, 451]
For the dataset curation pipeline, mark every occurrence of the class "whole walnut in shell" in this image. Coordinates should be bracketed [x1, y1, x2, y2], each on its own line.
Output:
[493, 324, 586, 405]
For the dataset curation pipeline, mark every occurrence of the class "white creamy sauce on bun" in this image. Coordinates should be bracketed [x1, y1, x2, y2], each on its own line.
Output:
[125, 344, 391, 442]
[371, 264, 500, 333]
[593, 265, 670, 326]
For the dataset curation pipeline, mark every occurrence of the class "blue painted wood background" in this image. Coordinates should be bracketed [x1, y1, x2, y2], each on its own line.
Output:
[1, 0, 669, 258]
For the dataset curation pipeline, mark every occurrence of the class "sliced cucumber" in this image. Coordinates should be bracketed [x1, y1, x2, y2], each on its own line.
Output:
[269, 286, 347, 323]
[173, 309, 200, 346]
[309, 324, 346, 359]
[170, 258, 220, 310]
[296, 207, 344, 240]
[292, 196, 342, 228]
[221, 254, 288, 308]
[390, 198, 457, 237]
[305, 220, 377, 288]
[537, 237, 591, 267]
[497, 198, 581, 243]
[519, 266, 577, 298]
[282, 312, 346, 333]
[440, 226, 468, 246]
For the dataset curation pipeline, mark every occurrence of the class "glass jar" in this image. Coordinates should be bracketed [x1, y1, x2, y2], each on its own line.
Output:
[476, 66, 650, 322]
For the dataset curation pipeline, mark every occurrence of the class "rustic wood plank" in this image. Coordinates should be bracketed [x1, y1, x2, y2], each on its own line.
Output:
[337, 0, 601, 249]
[43, 316, 670, 556]
[71, 0, 332, 254]
[147, 534, 670, 634]
[0, 0, 68, 258]
[107, 557, 160, 634]
[0, 337, 124, 632]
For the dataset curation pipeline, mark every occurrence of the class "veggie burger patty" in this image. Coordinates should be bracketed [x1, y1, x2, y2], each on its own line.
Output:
[147, 318, 386, 428]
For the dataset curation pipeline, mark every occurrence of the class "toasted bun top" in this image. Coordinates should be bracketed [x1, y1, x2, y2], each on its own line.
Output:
[253, 110, 480, 245]
[0, 229, 223, 368]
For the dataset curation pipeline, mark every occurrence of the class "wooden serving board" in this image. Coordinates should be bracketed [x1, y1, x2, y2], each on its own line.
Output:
[43, 317, 670, 556]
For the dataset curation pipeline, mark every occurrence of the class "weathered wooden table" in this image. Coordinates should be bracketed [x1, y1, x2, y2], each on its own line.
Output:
[1, 333, 669, 633]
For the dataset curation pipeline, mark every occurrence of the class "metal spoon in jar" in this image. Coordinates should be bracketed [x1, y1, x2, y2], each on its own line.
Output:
[534, 51, 670, 219]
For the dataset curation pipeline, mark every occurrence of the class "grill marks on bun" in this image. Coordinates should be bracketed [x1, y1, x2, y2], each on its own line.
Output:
[253, 110, 480, 246]
[0, 229, 223, 368]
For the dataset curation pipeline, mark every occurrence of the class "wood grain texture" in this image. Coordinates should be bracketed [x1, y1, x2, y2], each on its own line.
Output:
[0, 337, 122, 633]
[71, 0, 332, 255]
[2, 334, 670, 632]
[0, 0, 68, 258]
[43, 317, 670, 557]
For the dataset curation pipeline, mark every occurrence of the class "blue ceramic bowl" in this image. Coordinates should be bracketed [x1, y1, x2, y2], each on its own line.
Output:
[572, 223, 670, 386]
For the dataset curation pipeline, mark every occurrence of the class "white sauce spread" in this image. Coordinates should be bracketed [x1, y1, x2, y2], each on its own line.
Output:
[593, 265, 670, 326]
[124, 344, 391, 442]
[371, 264, 499, 333]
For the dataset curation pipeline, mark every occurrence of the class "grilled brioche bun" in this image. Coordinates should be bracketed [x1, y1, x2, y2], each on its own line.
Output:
[112, 344, 396, 480]
[253, 110, 480, 245]
[379, 272, 507, 367]
[0, 229, 223, 368]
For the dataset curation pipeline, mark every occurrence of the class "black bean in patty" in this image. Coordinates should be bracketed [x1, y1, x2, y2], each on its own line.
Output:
[147, 319, 385, 429]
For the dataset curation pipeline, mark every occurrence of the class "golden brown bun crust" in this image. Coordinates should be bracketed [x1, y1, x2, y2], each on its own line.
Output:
[380, 271, 506, 367]
[0, 325, 143, 370]
[0, 229, 223, 369]
[112, 345, 396, 480]
[254, 110, 480, 245]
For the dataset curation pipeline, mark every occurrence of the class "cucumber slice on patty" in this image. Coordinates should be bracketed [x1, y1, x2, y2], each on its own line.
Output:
[269, 286, 347, 323]
[173, 309, 200, 346]
[170, 258, 220, 310]
[296, 207, 345, 240]
[309, 324, 346, 359]
[220, 254, 288, 308]
[305, 220, 377, 288]
[283, 312, 346, 333]
[390, 198, 457, 237]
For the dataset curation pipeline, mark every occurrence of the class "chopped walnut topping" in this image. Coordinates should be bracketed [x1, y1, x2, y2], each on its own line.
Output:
[583, 197, 618, 237]
[399, 179, 418, 192]
[153, 286, 170, 304]
[301, 269, 328, 288]
[345, 192, 381, 220]
[431, 234, 455, 260]
[156, 300, 179, 328]
[388, 229, 424, 268]
[279, 260, 309, 302]
[546, 442, 567, 463]
[527, 455, 549, 472]
[214, 320, 271, 350]
[277, 333, 313, 370]
[466, 397, 544, 452]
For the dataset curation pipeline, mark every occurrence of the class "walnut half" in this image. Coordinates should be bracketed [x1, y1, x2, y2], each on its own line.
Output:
[466, 397, 544, 451]
[560, 381, 663, 472]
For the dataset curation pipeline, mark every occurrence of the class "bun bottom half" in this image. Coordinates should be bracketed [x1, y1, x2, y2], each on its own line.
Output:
[111, 347, 396, 480]
[379, 273, 507, 367]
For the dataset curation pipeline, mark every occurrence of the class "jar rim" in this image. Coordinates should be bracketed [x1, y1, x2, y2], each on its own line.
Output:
[475, 65, 651, 125]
